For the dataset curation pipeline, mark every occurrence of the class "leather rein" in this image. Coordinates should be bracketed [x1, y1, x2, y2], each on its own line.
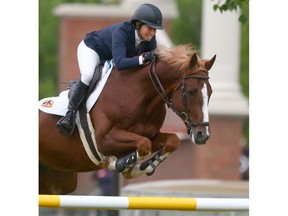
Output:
[148, 57, 210, 131]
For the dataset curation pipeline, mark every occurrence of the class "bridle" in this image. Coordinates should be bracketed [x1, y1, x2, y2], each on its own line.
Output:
[149, 57, 210, 133]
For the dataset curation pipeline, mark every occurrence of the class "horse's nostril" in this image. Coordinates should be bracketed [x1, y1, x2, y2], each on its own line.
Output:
[197, 131, 204, 139]
[195, 130, 209, 145]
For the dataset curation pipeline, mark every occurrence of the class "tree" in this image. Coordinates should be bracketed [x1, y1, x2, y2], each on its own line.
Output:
[171, 0, 202, 49]
[39, 0, 103, 99]
[212, 0, 249, 23]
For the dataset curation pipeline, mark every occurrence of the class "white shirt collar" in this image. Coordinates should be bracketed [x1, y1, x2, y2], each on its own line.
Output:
[135, 30, 144, 46]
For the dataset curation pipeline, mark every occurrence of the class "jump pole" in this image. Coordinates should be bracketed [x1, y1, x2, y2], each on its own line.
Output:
[39, 195, 249, 211]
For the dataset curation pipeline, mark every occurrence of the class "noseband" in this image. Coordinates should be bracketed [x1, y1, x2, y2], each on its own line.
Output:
[149, 58, 210, 132]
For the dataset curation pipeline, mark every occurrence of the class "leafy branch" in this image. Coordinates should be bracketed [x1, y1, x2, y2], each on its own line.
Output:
[212, 0, 249, 23]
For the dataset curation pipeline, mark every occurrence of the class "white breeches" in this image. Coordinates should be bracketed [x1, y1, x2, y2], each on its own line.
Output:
[77, 40, 101, 86]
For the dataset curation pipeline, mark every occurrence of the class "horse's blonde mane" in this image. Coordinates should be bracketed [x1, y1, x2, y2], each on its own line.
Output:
[156, 44, 198, 71]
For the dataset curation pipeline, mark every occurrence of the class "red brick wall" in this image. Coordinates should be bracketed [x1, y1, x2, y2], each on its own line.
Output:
[122, 116, 243, 185]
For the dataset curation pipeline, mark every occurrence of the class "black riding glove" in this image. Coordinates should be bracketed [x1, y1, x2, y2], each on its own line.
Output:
[142, 50, 156, 63]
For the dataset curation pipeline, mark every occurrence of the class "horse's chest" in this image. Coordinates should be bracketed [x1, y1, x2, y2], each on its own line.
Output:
[110, 98, 166, 136]
[123, 104, 165, 124]
[130, 122, 158, 138]
[125, 108, 165, 137]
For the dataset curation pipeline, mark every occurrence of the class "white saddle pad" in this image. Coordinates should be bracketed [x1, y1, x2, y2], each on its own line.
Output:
[39, 60, 113, 116]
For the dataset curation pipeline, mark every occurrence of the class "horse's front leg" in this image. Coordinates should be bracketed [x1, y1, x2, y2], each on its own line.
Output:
[123, 132, 180, 178]
[98, 127, 152, 172]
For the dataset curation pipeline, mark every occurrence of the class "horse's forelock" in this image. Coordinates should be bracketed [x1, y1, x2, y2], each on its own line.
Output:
[156, 44, 197, 71]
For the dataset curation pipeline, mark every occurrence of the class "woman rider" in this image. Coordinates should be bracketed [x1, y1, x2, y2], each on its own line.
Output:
[56, 3, 164, 136]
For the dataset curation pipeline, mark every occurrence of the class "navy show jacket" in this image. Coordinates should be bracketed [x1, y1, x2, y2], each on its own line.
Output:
[83, 21, 157, 71]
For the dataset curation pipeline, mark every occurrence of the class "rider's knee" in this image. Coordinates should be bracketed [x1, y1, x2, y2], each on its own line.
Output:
[80, 72, 94, 86]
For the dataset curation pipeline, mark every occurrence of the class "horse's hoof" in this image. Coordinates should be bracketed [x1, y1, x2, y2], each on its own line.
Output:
[115, 151, 137, 172]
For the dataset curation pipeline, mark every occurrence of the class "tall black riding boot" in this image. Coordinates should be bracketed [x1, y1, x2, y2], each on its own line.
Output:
[56, 79, 88, 136]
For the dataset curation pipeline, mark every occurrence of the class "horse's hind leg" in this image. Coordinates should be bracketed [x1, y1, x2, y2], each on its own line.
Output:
[39, 163, 77, 195]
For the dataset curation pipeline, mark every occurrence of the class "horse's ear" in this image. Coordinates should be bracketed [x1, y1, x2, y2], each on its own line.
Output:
[189, 53, 198, 69]
[205, 55, 216, 70]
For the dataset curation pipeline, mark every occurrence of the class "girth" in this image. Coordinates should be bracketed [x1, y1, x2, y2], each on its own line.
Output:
[78, 66, 103, 162]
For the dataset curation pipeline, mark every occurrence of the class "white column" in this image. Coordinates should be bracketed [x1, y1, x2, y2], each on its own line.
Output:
[201, 0, 248, 116]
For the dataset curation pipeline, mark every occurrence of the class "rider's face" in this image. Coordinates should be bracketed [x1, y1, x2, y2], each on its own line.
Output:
[138, 24, 156, 41]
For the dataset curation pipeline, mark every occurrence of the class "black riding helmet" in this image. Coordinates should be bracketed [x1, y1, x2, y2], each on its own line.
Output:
[132, 3, 163, 30]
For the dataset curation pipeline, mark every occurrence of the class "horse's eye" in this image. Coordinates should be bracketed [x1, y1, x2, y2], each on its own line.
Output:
[187, 89, 197, 96]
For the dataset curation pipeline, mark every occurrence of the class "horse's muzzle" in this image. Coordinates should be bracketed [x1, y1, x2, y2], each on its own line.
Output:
[189, 128, 210, 145]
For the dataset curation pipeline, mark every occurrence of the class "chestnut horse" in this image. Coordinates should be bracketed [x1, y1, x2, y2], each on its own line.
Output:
[39, 44, 216, 194]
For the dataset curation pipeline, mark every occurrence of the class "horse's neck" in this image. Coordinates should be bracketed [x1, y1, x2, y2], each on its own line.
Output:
[154, 61, 183, 94]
